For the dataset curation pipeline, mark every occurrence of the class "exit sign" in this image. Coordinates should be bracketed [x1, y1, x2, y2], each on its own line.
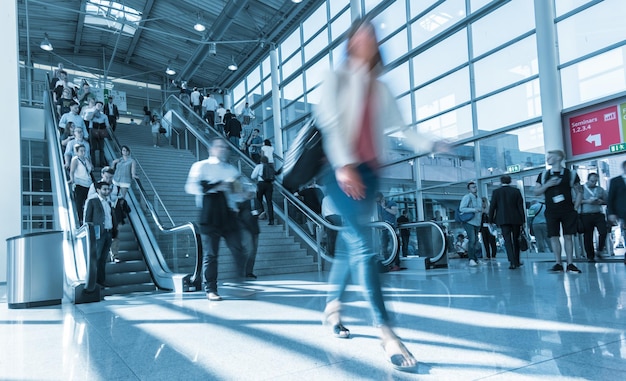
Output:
[609, 143, 626, 153]
[507, 164, 521, 173]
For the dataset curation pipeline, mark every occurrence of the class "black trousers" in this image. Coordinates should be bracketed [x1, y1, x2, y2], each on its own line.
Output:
[256, 181, 274, 223]
[581, 213, 607, 259]
[201, 229, 246, 294]
[500, 224, 521, 266]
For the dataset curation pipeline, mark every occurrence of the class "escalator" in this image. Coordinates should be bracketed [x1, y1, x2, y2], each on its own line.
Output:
[43, 84, 201, 303]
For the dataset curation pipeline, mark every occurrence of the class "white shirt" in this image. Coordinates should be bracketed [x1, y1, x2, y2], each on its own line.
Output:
[202, 96, 218, 112]
[99, 195, 113, 230]
[190, 90, 201, 106]
[261, 146, 274, 163]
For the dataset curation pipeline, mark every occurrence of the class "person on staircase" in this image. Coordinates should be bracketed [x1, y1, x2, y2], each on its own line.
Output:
[111, 145, 138, 200]
[88, 166, 121, 262]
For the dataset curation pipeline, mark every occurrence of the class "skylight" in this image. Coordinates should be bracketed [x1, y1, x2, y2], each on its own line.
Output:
[85, 0, 142, 36]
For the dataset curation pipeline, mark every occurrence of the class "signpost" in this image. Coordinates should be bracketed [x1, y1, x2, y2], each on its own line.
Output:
[568, 105, 622, 156]
[507, 164, 521, 173]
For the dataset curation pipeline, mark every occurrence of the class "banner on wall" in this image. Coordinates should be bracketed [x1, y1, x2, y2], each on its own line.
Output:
[91, 88, 128, 112]
[565, 102, 625, 159]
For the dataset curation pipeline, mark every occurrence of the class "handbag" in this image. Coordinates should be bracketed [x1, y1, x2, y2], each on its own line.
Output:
[518, 228, 529, 252]
[158, 126, 166, 134]
[91, 128, 109, 139]
[282, 118, 326, 192]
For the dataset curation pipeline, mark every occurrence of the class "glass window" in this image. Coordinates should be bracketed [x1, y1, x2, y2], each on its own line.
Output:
[414, 67, 471, 120]
[561, 46, 626, 109]
[557, 0, 626, 64]
[303, 4, 327, 42]
[329, 0, 349, 18]
[304, 27, 329, 61]
[262, 97, 274, 121]
[473, 35, 538, 97]
[478, 123, 545, 177]
[281, 51, 302, 81]
[262, 57, 271, 78]
[416, 104, 473, 141]
[410, 0, 439, 19]
[555, 0, 595, 17]
[471, 0, 535, 57]
[306, 85, 322, 108]
[331, 9, 351, 41]
[232, 82, 245, 105]
[282, 75, 304, 104]
[411, 0, 466, 48]
[305, 55, 330, 89]
[475, 79, 541, 132]
[281, 28, 301, 62]
[372, 1, 407, 41]
[419, 142, 477, 186]
[412, 29, 468, 88]
[364, 0, 382, 14]
[263, 76, 272, 95]
[380, 29, 408, 63]
[381, 62, 411, 97]
[246, 67, 261, 90]
[470, 0, 497, 13]
[395, 93, 413, 128]
[248, 84, 262, 106]
[331, 42, 347, 69]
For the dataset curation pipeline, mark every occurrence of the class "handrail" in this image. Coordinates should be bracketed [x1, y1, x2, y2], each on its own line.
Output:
[398, 221, 447, 263]
[43, 75, 94, 300]
[161, 95, 401, 268]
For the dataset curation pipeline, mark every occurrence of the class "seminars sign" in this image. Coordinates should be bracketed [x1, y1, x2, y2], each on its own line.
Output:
[568, 105, 622, 156]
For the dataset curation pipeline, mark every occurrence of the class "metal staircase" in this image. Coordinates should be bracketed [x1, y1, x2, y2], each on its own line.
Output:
[112, 122, 317, 277]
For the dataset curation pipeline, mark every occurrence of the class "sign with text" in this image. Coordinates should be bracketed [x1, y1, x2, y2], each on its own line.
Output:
[568, 105, 621, 156]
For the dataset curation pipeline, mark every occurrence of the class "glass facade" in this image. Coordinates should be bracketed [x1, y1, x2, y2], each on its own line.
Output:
[230, 0, 626, 220]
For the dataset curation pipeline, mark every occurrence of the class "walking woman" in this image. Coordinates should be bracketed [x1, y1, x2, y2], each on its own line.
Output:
[68, 143, 93, 222]
[314, 17, 447, 372]
[111, 145, 138, 199]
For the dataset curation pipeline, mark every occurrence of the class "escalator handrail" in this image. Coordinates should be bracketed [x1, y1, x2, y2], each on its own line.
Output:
[396, 221, 447, 262]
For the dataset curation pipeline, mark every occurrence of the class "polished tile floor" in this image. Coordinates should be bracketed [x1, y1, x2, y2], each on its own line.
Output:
[2, 251, 626, 381]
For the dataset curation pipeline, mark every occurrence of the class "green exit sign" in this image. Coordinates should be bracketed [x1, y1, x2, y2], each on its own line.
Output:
[507, 164, 521, 173]
[609, 143, 626, 153]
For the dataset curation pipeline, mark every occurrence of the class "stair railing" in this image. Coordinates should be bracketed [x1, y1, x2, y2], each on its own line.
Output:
[160, 96, 407, 269]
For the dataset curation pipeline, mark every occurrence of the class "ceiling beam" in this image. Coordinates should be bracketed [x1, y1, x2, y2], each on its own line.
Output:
[73, 0, 87, 54]
[175, 0, 252, 83]
[124, 0, 155, 64]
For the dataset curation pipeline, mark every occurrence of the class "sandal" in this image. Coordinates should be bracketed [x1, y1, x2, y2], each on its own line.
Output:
[381, 337, 418, 371]
[323, 301, 350, 339]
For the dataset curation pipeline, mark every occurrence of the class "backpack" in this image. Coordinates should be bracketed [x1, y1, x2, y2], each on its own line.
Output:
[541, 168, 577, 188]
[455, 195, 475, 223]
[262, 164, 275, 182]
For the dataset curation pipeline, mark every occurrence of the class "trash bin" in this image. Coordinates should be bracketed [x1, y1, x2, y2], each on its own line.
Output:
[6, 231, 64, 309]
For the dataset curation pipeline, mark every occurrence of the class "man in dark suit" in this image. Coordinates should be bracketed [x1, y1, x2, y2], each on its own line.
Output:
[489, 175, 526, 269]
[83, 181, 115, 286]
[607, 160, 626, 264]
[103, 96, 119, 131]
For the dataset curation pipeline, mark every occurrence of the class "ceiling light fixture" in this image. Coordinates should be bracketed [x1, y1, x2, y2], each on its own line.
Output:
[40, 33, 53, 51]
[193, 14, 206, 32]
[165, 61, 176, 75]
[227, 56, 238, 71]
[209, 42, 217, 56]
[292, 0, 303, 3]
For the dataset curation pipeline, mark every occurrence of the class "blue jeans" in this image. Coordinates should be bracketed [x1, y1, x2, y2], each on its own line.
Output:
[324, 164, 389, 326]
[463, 223, 481, 261]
